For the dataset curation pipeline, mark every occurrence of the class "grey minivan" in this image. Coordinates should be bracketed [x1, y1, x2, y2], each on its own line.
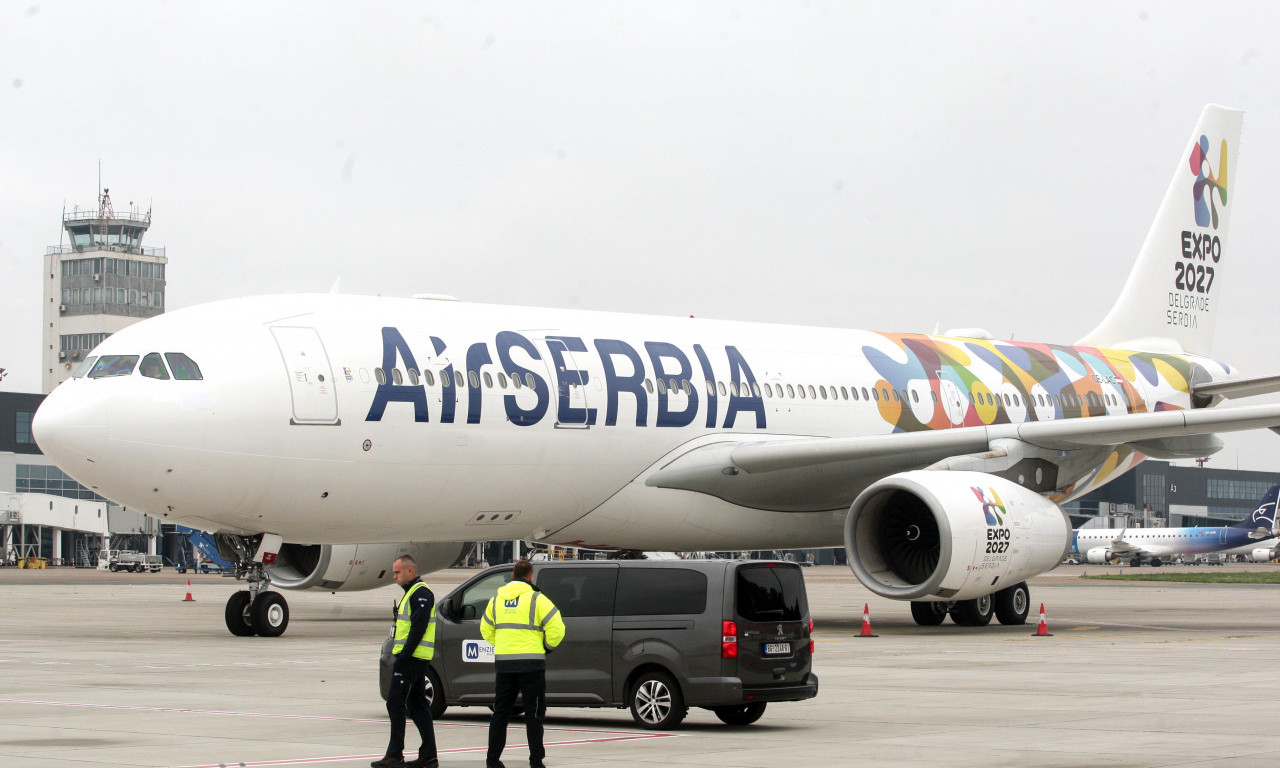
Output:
[381, 559, 818, 729]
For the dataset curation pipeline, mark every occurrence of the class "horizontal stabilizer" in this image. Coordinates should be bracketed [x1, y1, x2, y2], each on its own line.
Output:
[1192, 373, 1280, 400]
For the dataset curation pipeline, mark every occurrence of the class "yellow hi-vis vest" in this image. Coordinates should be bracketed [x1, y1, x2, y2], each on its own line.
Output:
[392, 581, 437, 660]
[481, 580, 565, 661]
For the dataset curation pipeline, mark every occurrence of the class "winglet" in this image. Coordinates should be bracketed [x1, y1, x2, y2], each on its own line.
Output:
[1078, 105, 1243, 355]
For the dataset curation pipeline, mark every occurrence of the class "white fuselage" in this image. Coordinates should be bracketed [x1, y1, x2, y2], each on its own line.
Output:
[33, 293, 1222, 549]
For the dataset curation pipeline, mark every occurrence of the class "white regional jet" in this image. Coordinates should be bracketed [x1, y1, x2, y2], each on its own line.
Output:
[33, 105, 1280, 636]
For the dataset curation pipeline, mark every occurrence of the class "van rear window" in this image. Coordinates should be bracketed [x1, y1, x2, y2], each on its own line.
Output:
[736, 565, 808, 622]
[615, 568, 707, 616]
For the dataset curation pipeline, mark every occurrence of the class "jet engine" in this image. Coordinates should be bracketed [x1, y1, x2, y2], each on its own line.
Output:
[844, 470, 1070, 602]
[1084, 547, 1116, 565]
[268, 541, 472, 591]
[1251, 546, 1278, 563]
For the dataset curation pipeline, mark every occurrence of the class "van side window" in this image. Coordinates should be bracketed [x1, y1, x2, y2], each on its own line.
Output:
[456, 570, 512, 621]
[536, 568, 618, 617]
[615, 568, 707, 616]
[736, 565, 808, 622]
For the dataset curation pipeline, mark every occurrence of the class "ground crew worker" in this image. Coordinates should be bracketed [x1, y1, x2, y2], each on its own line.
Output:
[373, 555, 439, 768]
[482, 558, 566, 768]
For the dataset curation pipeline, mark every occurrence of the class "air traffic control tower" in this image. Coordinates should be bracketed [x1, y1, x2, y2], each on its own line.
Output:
[42, 189, 167, 392]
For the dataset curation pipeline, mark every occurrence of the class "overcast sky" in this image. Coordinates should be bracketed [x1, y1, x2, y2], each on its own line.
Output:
[4, 2, 1280, 469]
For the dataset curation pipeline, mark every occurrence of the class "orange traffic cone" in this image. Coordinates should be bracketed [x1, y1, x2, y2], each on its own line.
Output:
[857, 603, 878, 637]
[1031, 602, 1052, 636]
[182, 579, 194, 602]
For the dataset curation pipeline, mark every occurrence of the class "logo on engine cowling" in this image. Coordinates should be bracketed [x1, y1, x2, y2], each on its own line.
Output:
[970, 486, 1005, 526]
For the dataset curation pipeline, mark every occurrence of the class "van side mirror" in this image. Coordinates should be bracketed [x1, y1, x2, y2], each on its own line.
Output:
[438, 596, 457, 622]
[462, 603, 478, 620]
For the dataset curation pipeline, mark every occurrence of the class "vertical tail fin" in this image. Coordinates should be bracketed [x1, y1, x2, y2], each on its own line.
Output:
[1077, 105, 1243, 355]
[1232, 484, 1280, 536]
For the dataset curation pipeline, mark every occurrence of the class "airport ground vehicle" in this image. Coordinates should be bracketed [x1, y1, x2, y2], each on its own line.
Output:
[96, 550, 162, 573]
[380, 559, 818, 729]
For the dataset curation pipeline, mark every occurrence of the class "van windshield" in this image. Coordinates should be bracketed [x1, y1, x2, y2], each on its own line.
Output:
[736, 565, 808, 622]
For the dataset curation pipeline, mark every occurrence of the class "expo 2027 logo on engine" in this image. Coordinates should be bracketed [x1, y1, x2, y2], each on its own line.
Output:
[971, 486, 1011, 555]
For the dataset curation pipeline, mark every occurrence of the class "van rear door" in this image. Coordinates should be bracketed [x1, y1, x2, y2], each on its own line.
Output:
[731, 563, 812, 688]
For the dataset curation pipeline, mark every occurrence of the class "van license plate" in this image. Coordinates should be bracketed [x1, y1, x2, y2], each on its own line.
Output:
[764, 642, 791, 655]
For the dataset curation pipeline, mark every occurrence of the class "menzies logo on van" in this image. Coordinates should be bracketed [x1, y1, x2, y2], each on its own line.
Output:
[462, 639, 495, 663]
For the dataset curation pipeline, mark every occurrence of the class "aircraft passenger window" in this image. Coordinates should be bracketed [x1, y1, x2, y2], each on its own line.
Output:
[408, 369, 420, 385]
[88, 355, 139, 378]
[752, 382, 761, 397]
[892, 390, 900, 402]
[656, 378, 667, 395]
[375, 368, 386, 385]
[786, 384, 795, 398]
[798, 386, 806, 400]
[524, 373, 535, 389]
[880, 388, 889, 401]
[455, 371, 465, 388]
[73, 356, 99, 378]
[682, 380, 692, 395]
[164, 353, 203, 380]
[840, 386, 848, 400]
[483, 372, 493, 388]
[871, 388, 879, 402]
[705, 380, 715, 396]
[819, 386, 827, 400]
[468, 371, 479, 389]
[392, 368, 404, 385]
[806, 385, 815, 399]
[911, 390, 919, 403]
[424, 370, 436, 387]
[497, 372, 508, 388]
[511, 373, 522, 389]
[1002, 394, 1010, 406]
[645, 378, 655, 394]
[718, 382, 727, 396]
[139, 352, 170, 380]
[851, 387, 859, 401]
[764, 383, 773, 398]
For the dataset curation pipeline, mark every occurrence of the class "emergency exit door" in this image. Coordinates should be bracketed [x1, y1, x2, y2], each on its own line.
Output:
[271, 326, 341, 425]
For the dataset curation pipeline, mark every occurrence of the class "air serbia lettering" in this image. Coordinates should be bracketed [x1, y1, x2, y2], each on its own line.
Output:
[365, 327, 766, 429]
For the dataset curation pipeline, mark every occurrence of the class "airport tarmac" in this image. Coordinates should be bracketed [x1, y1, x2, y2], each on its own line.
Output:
[2, 564, 1278, 768]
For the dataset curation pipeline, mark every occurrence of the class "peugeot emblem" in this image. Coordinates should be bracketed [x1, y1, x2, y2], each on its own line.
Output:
[777, 624, 783, 635]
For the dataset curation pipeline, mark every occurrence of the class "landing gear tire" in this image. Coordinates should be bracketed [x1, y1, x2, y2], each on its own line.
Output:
[994, 582, 1030, 625]
[1129, 557, 1142, 567]
[910, 601, 950, 626]
[628, 671, 687, 730]
[713, 702, 767, 726]
[950, 594, 994, 626]
[251, 592, 289, 637]
[1150, 557, 1163, 567]
[225, 590, 255, 636]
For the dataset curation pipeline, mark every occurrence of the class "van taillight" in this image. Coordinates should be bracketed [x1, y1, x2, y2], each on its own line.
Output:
[808, 618, 814, 654]
[722, 620, 738, 659]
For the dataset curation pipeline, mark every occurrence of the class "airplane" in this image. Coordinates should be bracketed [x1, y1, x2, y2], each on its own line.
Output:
[1072, 485, 1280, 567]
[32, 103, 1280, 637]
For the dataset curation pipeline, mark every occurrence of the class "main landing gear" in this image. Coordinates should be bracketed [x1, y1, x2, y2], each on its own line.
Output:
[217, 534, 290, 638]
[908, 581, 1031, 628]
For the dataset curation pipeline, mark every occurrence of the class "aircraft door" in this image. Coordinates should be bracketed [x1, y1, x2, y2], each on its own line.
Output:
[271, 326, 341, 426]
[541, 338, 591, 428]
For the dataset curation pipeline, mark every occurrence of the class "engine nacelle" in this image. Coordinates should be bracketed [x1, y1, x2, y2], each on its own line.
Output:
[268, 541, 471, 591]
[844, 470, 1070, 602]
[1085, 547, 1115, 565]
[1251, 547, 1278, 563]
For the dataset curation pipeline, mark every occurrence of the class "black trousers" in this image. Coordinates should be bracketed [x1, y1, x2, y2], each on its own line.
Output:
[386, 656, 437, 761]
[487, 664, 548, 765]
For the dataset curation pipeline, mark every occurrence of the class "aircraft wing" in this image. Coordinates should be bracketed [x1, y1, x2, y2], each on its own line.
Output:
[646, 402, 1280, 512]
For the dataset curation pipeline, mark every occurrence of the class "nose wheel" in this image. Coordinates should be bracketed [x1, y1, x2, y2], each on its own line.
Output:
[217, 534, 291, 638]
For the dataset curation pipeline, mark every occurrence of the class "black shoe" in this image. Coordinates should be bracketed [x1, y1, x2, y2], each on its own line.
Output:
[371, 758, 405, 768]
[405, 760, 438, 768]
[531, 763, 546, 768]
[486, 762, 506, 768]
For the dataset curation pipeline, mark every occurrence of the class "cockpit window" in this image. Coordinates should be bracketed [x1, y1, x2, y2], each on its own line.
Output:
[73, 356, 99, 378]
[139, 352, 171, 380]
[88, 355, 139, 378]
[165, 353, 203, 381]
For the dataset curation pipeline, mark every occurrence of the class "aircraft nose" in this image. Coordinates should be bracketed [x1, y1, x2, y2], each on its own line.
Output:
[33, 386, 108, 466]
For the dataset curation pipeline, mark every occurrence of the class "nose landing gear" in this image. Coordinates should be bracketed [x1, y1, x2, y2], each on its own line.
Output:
[217, 533, 291, 638]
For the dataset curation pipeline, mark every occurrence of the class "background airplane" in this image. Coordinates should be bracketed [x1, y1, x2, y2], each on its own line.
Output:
[1072, 485, 1280, 566]
[32, 104, 1280, 637]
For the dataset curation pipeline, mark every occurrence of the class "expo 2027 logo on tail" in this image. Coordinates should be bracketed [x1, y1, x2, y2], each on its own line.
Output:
[1189, 135, 1229, 229]
[970, 486, 1005, 526]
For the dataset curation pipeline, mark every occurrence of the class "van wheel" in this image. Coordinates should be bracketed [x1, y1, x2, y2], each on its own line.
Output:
[425, 665, 447, 719]
[629, 671, 686, 730]
[713, 702, 767, 726]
